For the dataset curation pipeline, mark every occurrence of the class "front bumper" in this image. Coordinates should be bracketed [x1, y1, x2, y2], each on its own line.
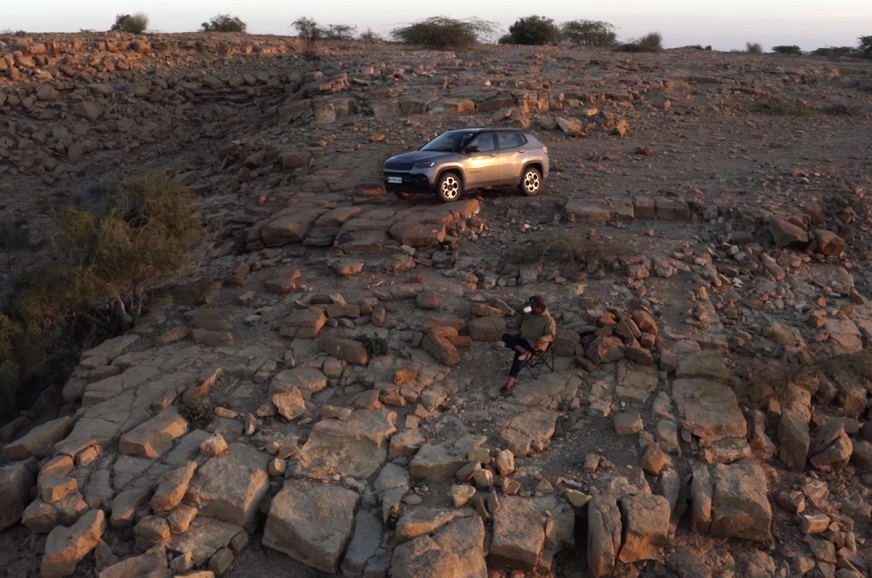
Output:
[383, 171, 436, 194]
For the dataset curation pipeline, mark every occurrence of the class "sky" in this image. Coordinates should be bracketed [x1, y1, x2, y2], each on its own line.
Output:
[4, 1, 869, 52]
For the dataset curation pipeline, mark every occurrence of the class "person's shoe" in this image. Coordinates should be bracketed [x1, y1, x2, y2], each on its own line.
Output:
[500, 379, 516, 396]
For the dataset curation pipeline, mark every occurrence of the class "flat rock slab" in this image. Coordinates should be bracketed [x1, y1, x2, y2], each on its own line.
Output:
[341, 510, 383, 576]
[259, 208, 324, 247]
[391, 515, 487, 578]
[511, 373, 581, 408]
[333, 229, 390, 254]
[269, 367, 327, 398]
[118, 407, 189, 459]
[500, 408, 559, 455]
[411, 199, 481, 224]
[41, 509, 105, 578]
[186, 443, 269, 529]
[409, 435, 488, 481]
[81, 365, 161, 406]
[263, 479, 360, 574]
[293, 409, 397, 479]
[491, 496, 557, 569]
[588, 494, 622, 578]
[3, 416, 76, 460]
[80, 334, 140, 363]
[0, 461, 37, 531]
[672, 378, 747, 442]
[710, 459, 772, 544]
[618, 494, 671, 563]
[168, 516, 244, 566]
[675, 350, 730, 380]
[395, 508, 470, 544]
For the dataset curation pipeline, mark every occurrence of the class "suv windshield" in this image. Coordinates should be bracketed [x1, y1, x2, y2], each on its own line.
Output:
[420, 131, 477, 153]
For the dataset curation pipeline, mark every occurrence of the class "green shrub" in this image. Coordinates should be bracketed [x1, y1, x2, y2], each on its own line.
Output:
[0, 220, 31, 251]
[359, 334, 388, 357]
[201, 14, 247, 33]
[179, 397, 213, 429]
[13, 175, 201, 334]
[323, 24, 357, 40]
[746, 42, 763, 54]
[617, 32, 662, 53]
[111, 13, 148, 34]
[293, 17, 321, 56]
[560, 20, 617, 47]
[500, 15, 559, 45]
[860, 35, 872, 58]
[360, 28, 382, 44]
[0, 360, 20, 421]
[510, 230, 629, 272]
[391, 16, 495, 50]
[811, 46, 858, 59]
[752, 94, 815, 116]
[773, 45, 802, 55]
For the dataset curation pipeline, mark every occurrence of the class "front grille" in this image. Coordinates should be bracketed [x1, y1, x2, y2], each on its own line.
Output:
[384, 161, 414, 171]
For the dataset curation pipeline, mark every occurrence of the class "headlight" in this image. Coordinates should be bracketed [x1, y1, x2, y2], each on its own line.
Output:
[413, 161, 436, 169]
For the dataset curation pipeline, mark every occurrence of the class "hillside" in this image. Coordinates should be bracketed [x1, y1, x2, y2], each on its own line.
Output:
[1, 31, 872, 578]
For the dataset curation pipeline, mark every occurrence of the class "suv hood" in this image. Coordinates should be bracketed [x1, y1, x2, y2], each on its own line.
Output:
[388, 150, 458, 163]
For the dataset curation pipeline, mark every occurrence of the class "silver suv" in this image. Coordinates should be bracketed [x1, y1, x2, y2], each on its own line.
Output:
[383, 128, 549, 202]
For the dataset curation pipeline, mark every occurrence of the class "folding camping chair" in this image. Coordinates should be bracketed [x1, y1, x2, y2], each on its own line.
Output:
[521, 345, 555, 379]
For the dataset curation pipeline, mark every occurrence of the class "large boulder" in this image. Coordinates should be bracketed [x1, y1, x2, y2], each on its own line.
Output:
[118, 407, 188, 459]
[317, 333, 369, 365]
[710, 459, 772, 543]
[3, 416, 76, 460]
[293, 409, 397, 479]
[185, 444, 269, 530]
[587, 495, 622, 578]
[41, 509, 106, 578]
[391, 514, 487, 578]
[259, 209, 323, 247]
[672, 378, 747, 442]
[468, 317, 506, 341]
[0, 460, 38, 530]
[262, 479, 360, 574]
[618, 494, 671, 563]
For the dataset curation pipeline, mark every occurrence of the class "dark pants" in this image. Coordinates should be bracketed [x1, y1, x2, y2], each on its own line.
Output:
[502, 333, 535, 378]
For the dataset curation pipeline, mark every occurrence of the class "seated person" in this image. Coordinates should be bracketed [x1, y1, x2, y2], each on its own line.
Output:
[500, 294, 556, 395]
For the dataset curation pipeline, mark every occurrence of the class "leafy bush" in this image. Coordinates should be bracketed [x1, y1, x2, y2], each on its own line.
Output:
[360, 28, 382, 44]
[0, 219, 31, 251]
[359, 334, 388, 357]
[293, 17, 321, 56]
[617, 32, 662, 53]
[13, 175, 201, 332]
[323, 24, 357, 40]
[201, 14, 247, 33]
[500, 16, 559, 45]
[861, 35, 872, 58]
[510, 230, 629, 272]
[752, 94, 815, 116]
[560, 20, 617, 47]
[746, 42, 763, 54]
[391, 16, 495, 50]
[179, 397, 213, 429]
[111, 13, 148, 34]
[773, 45, 802, 55]
[811, 46, 858, 59]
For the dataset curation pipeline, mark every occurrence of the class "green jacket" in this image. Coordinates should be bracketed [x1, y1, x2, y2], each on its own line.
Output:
[519, 309, 557, 349]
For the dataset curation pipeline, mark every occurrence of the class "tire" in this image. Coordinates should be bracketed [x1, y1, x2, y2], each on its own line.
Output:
[437, 172, 463, 203]
[518, 166, 543, 196]
[394, 190, 415, 201]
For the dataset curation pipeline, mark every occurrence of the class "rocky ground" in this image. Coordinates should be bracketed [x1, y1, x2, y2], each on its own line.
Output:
[1, 31, 872, 578]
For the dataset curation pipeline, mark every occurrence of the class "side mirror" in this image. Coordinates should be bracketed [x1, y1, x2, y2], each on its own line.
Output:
[465, 145, 480, 153]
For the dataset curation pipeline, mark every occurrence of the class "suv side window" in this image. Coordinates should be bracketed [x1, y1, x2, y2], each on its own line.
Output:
[496, 132, 522, 149]
[468, 133, 496, 152]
